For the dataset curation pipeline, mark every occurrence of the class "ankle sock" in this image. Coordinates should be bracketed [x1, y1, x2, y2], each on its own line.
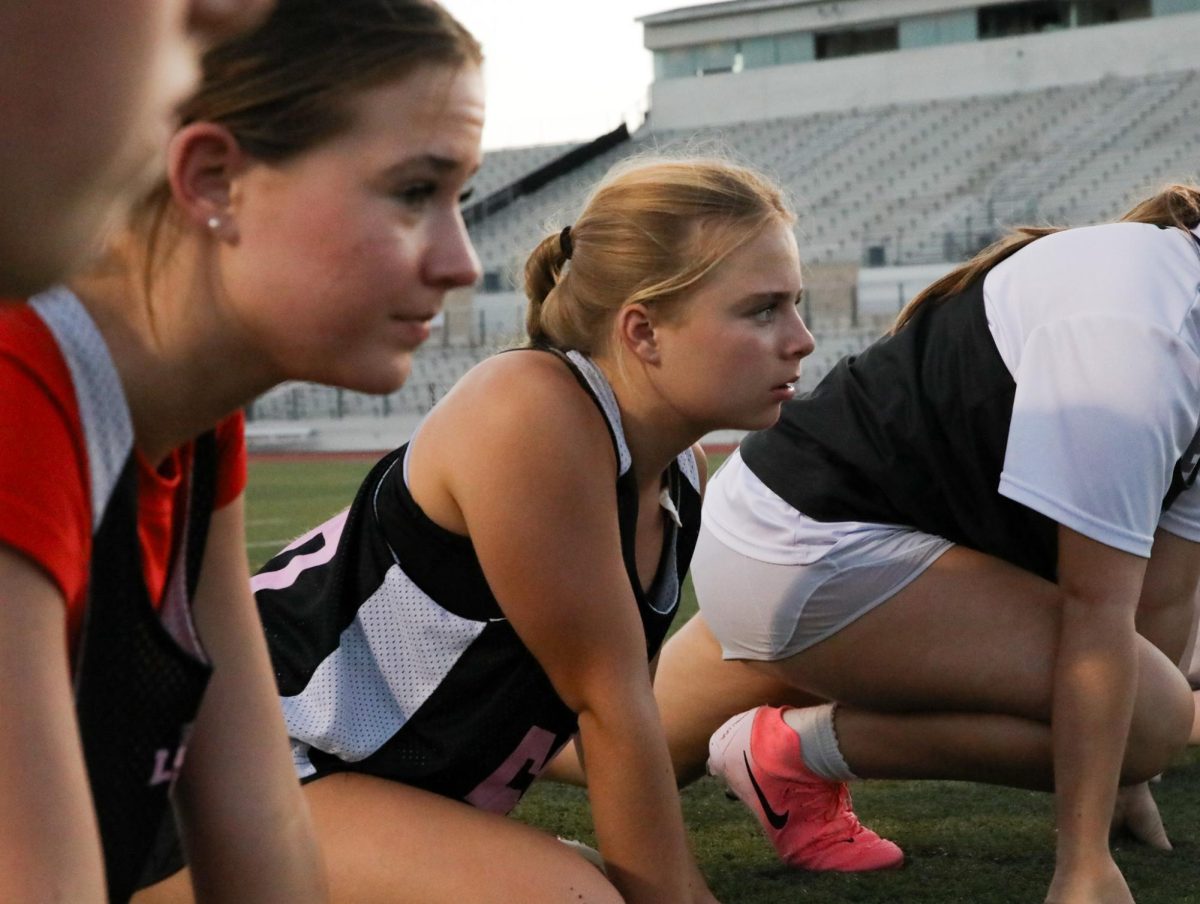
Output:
[781, 703, 857, 782]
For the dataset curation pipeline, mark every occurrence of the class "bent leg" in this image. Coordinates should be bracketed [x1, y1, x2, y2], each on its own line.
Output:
[753, 546, 1191, 788]
[544, 614, 822, 787]
[305, 773, 621, 904]
[653, 614, 825, 785]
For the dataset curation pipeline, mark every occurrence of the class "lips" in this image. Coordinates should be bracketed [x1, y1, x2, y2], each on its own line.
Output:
[387, 316, 433, 347]
[769, 374, 800, 402]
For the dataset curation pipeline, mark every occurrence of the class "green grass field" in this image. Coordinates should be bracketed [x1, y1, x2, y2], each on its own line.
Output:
[246, 455, 1200, 904]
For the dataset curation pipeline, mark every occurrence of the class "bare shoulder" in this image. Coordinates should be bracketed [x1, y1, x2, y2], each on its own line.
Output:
[420, 350, 613, 466]
[458, 350, 587, 409]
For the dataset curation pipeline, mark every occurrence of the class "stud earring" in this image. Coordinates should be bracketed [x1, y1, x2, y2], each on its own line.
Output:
[206, 215, 222, 231]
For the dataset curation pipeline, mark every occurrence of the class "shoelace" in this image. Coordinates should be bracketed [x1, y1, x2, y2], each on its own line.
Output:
[782, 773, 857, 828]
[799, 779, 863, 835]
[825, 782, 856, 826]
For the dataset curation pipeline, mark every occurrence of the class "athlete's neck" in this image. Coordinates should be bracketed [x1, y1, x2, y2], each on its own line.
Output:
[67, 234, 277, 467]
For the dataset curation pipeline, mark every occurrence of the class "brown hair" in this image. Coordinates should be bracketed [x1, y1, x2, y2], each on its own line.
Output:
[133, 0, 480, 276]
[524, 157, 794, 354]
[177, 0, 480, 162]
[893, 183, 1200, 332]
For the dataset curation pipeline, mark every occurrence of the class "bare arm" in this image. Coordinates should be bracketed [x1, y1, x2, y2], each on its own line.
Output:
[426, 356, 716, 904]
[169, 498, 328, 904]
[1105, 527, 1200, 847]
[545, 443, 708, 790]
[1136, 527, 1200, 664]
[1046, 526, 1147, 904]
[0, 545, 108, 902]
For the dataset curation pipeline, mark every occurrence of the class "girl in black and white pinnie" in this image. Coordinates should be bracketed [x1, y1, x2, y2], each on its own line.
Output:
[653, 185, 1200, 904]
[252, 157, 815, 904]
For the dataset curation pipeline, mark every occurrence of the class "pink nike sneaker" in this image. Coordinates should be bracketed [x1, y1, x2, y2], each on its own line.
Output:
[707, 705, 904, 872]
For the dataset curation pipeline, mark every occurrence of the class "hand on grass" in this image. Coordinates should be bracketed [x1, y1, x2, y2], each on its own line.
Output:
[1110, 781, 1171, 850]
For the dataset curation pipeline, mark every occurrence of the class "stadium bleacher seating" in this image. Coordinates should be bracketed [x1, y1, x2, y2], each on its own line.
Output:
[249, 345, 498, 421]
[468, 69, 1200, 274]
[248, 68, 1199, 427]
[466, 140, 581, 201]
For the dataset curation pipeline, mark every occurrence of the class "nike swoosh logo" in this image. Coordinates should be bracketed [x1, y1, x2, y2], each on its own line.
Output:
[743, 752, 788, 830]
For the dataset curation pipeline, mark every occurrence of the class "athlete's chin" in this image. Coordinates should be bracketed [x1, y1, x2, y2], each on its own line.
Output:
[322, 353, 414, 396]
[365, 355, 414, 395]
[731, 403, 785, 432]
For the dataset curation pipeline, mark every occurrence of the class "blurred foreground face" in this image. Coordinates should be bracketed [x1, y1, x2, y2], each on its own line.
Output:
[0, 0, 272, 296]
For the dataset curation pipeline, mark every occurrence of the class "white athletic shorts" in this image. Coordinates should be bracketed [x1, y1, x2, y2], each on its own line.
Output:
[696, 450, 953, 661]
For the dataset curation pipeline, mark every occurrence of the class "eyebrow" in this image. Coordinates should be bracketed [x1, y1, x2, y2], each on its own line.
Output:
[426, 154, 467, 173]
[392, 154, 478, 174]
[740, 289, 804, 306]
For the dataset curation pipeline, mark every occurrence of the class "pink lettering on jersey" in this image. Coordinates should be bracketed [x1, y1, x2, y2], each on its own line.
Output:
[148, 744, 187, 787]
[251, 509, 349, 592]
[465, 726, 559, 814]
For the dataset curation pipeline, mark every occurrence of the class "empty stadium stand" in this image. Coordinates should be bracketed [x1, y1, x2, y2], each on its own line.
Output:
[249, 58, 1200, 436]
[468, 68, 1200, 275]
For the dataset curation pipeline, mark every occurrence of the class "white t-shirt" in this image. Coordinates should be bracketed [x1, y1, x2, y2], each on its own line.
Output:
[705, 222, 1200, 563]
[986, 222, 1200, 556]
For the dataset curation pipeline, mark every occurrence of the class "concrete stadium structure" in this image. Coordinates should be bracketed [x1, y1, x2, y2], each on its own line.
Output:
[248, 0, 1200, 450]
[643, 0, 1200, 127]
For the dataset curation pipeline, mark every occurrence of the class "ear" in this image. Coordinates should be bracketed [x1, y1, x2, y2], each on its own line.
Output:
[165, 122, 248, 241]
[614, 303, 661, 365]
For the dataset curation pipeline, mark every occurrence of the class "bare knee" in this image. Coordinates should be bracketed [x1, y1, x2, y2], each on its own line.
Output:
[305, 774, 625, 904]
[655, 615, 809, 787]
[1122, 644, 1193, 782]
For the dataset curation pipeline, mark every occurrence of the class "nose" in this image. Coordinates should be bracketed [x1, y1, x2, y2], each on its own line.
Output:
[187, 0, 275, 43]
[426, 210, 483, 290]
[785, 305, 816, 360]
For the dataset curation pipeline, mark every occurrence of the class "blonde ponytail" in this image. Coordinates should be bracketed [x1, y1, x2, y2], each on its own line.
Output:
[523, 232, 569, 346]
[521, 156, 793, 353]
